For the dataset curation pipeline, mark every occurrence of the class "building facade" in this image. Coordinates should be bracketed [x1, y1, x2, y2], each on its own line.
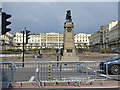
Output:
[89, 31, 101, 51]
[13, 32, 90, 49]
[108, 22, 120, 50]
[13, 32, 64, 49]
[13, 32, 41, 49]
[89, 21, 119, 51]
[74, 33, 91, 49]
[0, 32, 14, 49]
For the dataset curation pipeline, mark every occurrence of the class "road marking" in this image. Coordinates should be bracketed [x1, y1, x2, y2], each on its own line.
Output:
[29, 76, 35, 82]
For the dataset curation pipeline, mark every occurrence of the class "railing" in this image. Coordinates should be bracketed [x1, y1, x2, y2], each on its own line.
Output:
[0, 54, 21, 57]
[0, 62, 14, 88]
[1, 61, 109, 88]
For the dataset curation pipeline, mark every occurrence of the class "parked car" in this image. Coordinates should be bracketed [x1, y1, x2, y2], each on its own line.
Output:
[99, 54, 120, 75]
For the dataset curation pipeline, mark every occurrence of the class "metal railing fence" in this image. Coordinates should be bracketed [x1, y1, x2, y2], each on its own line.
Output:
[35, 61, 108, 83]
[1, 61, 109, 88]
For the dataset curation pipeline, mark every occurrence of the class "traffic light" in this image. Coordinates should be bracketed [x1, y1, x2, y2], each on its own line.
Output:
[26, 30, 30, 44]
[2, 12, 11, 35]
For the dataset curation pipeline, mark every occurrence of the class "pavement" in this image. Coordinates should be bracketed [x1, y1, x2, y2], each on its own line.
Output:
[2, 52, 116, 62]
[9, 81, 119, 89]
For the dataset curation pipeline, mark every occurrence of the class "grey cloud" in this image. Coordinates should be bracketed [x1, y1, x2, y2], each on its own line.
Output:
[2, 2, 118, 34]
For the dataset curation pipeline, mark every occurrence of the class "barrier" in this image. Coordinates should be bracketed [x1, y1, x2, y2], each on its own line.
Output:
[0, 54, 21, 57]
[35, 61, 108, 83]
[14, 62, 36, 82]
[1, 61, 109, 88]
[0, 62, 14, 88]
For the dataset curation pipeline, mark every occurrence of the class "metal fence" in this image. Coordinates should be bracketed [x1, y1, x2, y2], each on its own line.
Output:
[0, 62, 14, 88]
[0, 54, 21, 57]
[1, 61, 109, 88]
[35, 61, 108, 82]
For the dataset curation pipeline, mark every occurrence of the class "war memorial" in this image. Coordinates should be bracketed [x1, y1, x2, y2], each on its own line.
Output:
[61, 10, 79, 61]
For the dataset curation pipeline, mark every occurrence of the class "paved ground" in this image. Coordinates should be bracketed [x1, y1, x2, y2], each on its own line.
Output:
[9, 81, 120, 89]
[2, 52, 116, 62]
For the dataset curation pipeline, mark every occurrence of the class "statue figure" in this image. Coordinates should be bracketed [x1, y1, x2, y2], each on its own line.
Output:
[66, 10, 72, 22]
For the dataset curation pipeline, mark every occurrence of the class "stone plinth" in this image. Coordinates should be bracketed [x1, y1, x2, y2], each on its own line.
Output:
[61, 21, 79, 61]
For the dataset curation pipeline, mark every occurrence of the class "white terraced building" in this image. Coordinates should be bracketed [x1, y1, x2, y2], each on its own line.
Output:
[13, 32, 90, 49]
[0, 30, 14, 49]
[13, 32, 64, 49]
[74, 33, 91, 49]
[89, 21, 120, 51]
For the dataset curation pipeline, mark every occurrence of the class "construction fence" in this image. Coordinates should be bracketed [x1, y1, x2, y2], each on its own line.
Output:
[1, 61, 109, 88]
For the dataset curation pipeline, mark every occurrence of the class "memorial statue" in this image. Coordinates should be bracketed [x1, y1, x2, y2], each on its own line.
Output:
[66, 10, 72, 22]
[61, 10, 79, 61]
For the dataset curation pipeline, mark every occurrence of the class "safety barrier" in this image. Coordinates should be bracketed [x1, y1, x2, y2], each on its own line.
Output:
[0, 54, 21, 57]
[0, 62, 14, 88]
[35, 61, 108, 83]
[1, 61, 109, 88]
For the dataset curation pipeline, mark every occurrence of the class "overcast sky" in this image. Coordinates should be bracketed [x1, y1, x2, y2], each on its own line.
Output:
[2, 2, 118, 34]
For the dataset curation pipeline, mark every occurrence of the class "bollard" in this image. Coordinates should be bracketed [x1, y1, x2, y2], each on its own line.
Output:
[49, 64, 51, 79]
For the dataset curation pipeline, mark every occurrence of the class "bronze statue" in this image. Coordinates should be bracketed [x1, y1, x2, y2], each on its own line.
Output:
[66, 10, 72, 22]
